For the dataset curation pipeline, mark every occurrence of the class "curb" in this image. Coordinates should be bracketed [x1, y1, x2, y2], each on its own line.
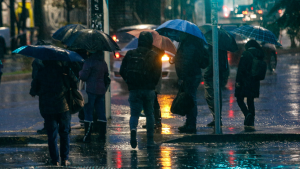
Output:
[2, 73, 32, 82]
[1, 133, 300, 145]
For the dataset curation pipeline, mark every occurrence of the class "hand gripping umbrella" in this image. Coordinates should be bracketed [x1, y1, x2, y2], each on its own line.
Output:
[12, 45, 84, 62]
[63, 29, 120, 52]
[231, 25, 282, 46]
[52, 24, 87, 43]
[126, 29, 177, 55]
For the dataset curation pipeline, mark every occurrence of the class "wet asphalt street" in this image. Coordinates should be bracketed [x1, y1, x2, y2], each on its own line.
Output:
[1, 53, 300, 168]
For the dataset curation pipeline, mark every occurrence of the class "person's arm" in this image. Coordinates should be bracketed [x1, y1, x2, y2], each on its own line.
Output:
[236, 52, 251, 86]
[29, 74, 40, 97]
[79, 61, 91, 82]
[151, 52, 162, 85]
[120, 51, 130, 82]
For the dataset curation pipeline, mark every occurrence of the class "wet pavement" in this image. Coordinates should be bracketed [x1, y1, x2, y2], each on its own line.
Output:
[1, 53, 300, 167]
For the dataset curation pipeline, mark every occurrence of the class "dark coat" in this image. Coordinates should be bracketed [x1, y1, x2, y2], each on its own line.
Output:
[175, 36, 209, 80]
[30, 61, 78, 115]
[120, 31, 162, 91]
[31, 59, 44, 79]
[235, 45, 265, 98]
[79, 53, 108, 95]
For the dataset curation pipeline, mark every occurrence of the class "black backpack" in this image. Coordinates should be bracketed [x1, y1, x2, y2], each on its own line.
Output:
[247, 51, 267, 81]
[125, 50, 156, 85]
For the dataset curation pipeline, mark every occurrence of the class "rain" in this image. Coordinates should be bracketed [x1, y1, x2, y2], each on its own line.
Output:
[1, 0, 300, 168]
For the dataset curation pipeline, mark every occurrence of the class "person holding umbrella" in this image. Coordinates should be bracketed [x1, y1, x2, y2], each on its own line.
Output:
[13, 45, 83, 166]
[156, 19, 209, 133]
[235, 40, 266, 127]
[79, 50, 109, 143]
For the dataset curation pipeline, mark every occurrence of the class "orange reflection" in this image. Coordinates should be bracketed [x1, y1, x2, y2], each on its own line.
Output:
[161, 123, 172, 134]
[158, 95, 174, 119]
[116, 151, 122, 168]
[160, 147, 172, 168]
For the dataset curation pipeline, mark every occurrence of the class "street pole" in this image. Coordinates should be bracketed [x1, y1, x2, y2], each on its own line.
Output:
[87, 0, 111, 119]
[103, 0, 111, 119]
[211, 0, 221, 134]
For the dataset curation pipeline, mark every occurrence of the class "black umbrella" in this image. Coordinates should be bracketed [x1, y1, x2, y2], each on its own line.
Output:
[198, 24, 238, 52]
[64, 29, 120, 52]
[12, 45, 84, 62]
[52, 24, 87, 43]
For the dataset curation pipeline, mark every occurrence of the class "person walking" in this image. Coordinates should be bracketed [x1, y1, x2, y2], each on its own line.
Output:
[120, 31, 162, 148]
[176, 33, 209, 133]
[30, 60, 77, 166]
[203, 46, 229, 127]
[79, 50, 109, 143]
[235, 40, 265, 126]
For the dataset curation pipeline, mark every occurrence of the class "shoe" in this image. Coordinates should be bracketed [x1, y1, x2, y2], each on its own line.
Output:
[130, 130, 137, 148]
[178, 125, 197, 133]
[142, 122, 162, 129]
[37, 127, 47, 134]
[207, 121, 223, 127]
[61, 160, 71, 166]
[83, 122, 93, 143]
[244, 113, 254, 126]
[45, 159, 59, 166]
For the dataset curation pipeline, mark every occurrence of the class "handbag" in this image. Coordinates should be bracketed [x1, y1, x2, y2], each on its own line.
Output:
[170, 83, 195, 116]
[68, 89, 85, 114]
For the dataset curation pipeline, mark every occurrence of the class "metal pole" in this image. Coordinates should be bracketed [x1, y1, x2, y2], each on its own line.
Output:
[211, 0, 221, 134]
[103, 0, 111, 119]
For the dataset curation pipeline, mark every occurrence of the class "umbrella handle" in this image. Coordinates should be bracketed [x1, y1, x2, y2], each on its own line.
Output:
[169, 56, 175, 64]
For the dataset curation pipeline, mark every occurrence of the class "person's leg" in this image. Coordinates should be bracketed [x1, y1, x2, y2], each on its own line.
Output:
[184, 77, 201, 130]
[246, 96, 255, 126]
[129, 90, 143, 148]
[44, 114, 59, 164]
[204, 79, 215, 126]
[94, 94, 106, 140]
[142, 90, 155, 145]
[153, 92, 162, 127]
[236, 96, 248, 116]
[83, 92, 96, 143]
[58, 111, 71, 165]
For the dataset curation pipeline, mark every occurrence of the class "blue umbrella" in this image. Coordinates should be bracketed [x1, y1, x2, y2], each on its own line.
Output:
[12, 45, 84, 62]
[231, 25, 282, 46]
[156, 19, 207, 43]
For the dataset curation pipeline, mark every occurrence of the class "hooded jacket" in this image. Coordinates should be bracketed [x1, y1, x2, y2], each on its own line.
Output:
[120, 31, 162, 91]
[79, 52, 108, 95]
[235, 40, 265, 98]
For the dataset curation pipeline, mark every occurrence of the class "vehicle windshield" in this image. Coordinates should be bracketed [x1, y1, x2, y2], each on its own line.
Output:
[123, 38, 138, 49]
[115, 30, 135, 43]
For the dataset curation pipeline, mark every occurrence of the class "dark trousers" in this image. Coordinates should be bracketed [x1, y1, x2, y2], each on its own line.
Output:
[236, 96, 255, 116]
[204, 78, 223, 120]
[153, 92, 161, 123]
[43, 111, 71, 163]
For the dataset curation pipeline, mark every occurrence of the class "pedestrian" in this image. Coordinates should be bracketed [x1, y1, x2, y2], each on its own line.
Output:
[176, 33, 209, 133]
[203, 45, 229, 127]
[30, 60, 77, 166]
[120, 31, 162, 148]
[142, 46, 164, 129]
[235, 40, 265, 126]
[79, 50, 109, 143]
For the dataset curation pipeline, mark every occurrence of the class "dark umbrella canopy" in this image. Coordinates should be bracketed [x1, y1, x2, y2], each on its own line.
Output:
[52, 24, 87, 42]
[199, 24, 238, 52]
[231, 25, 282, 46]
[12, 45, 84, 62]
[64, 29, 120, 52]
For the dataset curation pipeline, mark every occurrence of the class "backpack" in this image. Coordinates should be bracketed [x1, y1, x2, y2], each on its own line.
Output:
[125, 50, 156, 85]
[247, 51, 267, 81]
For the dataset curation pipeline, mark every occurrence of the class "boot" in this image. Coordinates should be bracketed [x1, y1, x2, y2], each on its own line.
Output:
[96, 121, 107, 142]
[83, 122, 93, 143]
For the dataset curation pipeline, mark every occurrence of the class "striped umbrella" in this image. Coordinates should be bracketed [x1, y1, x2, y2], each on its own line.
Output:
[231, 25, 281, 46]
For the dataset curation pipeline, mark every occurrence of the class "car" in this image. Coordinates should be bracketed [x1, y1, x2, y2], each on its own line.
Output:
[221, 25, 278, 72]
[112, 24, 158, 49]
[112, 38, 178, 85]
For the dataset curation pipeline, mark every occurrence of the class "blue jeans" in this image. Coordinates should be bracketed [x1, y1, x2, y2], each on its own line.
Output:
[84, 92, 106, 122]
[43, 111, 71, 163]
[129, 90, 155, 139]
[182, 76, 201, 127]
